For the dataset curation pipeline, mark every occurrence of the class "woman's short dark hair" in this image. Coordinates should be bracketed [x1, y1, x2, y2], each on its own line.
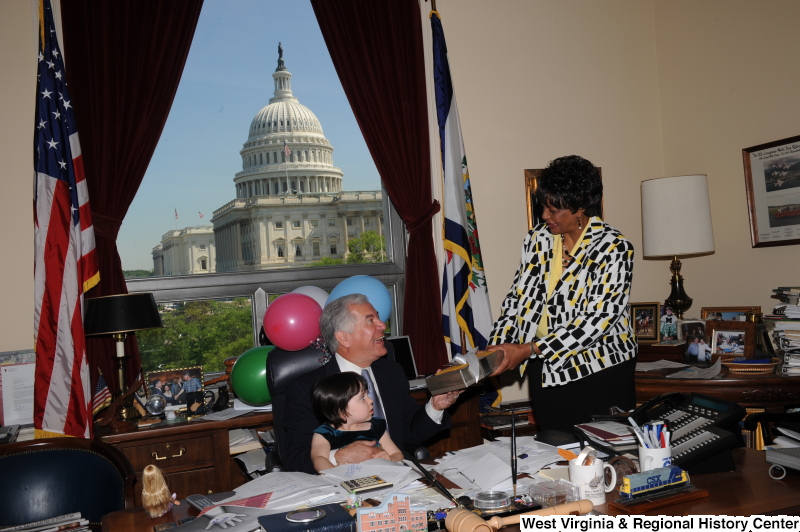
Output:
[312, 372, 368, 428]
[535, 155, 603, 217]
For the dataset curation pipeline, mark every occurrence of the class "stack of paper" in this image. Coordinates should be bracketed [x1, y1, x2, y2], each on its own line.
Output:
[229, 428, 262, 454]
[775, 321, 800, 375]
[575, 421, 637, 451]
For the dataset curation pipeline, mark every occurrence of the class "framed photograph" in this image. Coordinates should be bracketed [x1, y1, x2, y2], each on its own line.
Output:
[145, 366, 204, 407]
[708, 321, 757, 359]
[630, 302, 660, 343]
[659, 305, 680, 342]
[701, 306, 761, 321]
[742, 135, 800, 247]
[524, 168, 603, 229]
[678, 320, 710, 365]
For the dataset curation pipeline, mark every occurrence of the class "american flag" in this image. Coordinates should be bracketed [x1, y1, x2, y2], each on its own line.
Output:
[174, 207, 179, 220]
[198, 211, 204, 219]
[283, 140, 292, 158]
[92, 372, 112, 416]
[34, 0, 99, 438]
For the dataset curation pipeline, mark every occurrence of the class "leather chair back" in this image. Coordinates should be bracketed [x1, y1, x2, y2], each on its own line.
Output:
[0, 437, 135, 528]
[266, 343, 394, 463]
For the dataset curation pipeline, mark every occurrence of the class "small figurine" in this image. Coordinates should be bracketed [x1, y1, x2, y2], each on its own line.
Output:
[142, 464, 180, 518]
[346, 492, 362, 508]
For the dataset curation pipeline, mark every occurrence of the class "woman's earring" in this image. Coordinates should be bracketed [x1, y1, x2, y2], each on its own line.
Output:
[578, 217, 582, 230]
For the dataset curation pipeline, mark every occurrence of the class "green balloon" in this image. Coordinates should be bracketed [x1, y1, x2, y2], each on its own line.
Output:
[230, 346, 274, 406]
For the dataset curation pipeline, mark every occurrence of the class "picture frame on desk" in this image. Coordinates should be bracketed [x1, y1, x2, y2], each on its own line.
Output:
[709, 321, 756, 359]
[145, 366, 204, 407]
[630, 302, 660, 343]
[742, 134, 800, 248]
[701, 306, 761, 321]
[678, 320, 710, 365]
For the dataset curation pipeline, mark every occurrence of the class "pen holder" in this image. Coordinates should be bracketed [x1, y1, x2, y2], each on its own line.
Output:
[638, 445, 672, 472]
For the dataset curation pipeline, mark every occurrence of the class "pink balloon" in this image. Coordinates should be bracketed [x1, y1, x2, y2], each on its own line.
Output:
[263, 293, 322, 351]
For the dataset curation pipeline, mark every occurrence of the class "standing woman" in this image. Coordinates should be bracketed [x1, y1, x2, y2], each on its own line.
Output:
[488, 155, 636, 432]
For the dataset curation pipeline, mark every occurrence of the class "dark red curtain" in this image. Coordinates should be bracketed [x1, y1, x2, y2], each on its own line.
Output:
[60, 0, 204, 391]
[310, 0, 447, 374]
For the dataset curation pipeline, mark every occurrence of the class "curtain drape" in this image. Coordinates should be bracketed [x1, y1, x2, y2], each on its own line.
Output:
[60, 0, 204, 391]
[310, 0, 448, 374]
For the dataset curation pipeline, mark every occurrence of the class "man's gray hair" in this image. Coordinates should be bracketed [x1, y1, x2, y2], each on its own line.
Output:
[320, 293, 368, 354]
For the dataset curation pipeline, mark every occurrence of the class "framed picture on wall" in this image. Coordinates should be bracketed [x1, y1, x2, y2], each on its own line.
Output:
[630, 302, 660, 343]
[701, 306, 761, 321]
[742, 134, 800, 247]
[524, 168, 603, 229]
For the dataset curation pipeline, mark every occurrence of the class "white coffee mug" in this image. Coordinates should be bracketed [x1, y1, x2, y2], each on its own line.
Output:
[639, 446, 672, 471]
[568, 458, 617, 506]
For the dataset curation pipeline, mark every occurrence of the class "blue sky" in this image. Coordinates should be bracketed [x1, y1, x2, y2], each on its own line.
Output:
[117, 0, 380, 270]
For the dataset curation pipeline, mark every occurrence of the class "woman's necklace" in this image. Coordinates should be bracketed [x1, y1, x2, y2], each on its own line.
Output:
[560, 234, 574, 268]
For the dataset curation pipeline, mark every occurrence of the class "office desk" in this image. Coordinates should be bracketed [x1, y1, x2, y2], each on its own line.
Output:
[101, 448, 800, 530]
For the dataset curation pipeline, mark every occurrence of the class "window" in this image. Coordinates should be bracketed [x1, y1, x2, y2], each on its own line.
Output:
[200, 259, 207, 270]
[122, 3, 405, 375]
[199, 245, 206, 250]
[292, 220, 301, 229]
[365, 218, 370, 225]
[347, 218, 353, 226]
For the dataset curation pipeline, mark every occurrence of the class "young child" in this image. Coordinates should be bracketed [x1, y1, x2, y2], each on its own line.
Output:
[310, 372, 404, 472]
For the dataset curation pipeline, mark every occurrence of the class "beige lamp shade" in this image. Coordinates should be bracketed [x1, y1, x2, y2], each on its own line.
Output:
[641, 174, 715, 258]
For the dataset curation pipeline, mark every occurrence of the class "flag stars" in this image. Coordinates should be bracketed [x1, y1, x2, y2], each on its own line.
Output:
[38, 120, 47, 130]
[46, 60, 55, 70]
[55, 70, 62, 80]
[53, 50, 59, 59]
[63, 100, 72, 111]
[52, 110, 61, 120]
[47, 139, 59, 150]
[59, 160, 67, 170]
[41, 88, 52, 99]
[38, 52, 43, 62]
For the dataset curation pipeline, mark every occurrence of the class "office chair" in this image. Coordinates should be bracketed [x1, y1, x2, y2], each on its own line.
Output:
[0, 437, 135, 528]
[265, 341, 433, 472]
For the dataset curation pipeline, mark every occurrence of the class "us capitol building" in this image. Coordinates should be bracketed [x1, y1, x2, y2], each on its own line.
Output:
[152, 47, 385, 276]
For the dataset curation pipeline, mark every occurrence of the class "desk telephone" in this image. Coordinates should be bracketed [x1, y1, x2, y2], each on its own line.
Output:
[630, 392, 746, 474]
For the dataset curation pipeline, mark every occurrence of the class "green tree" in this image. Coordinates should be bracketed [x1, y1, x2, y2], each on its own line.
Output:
[123, 269, 154, 279]
[346, 230, 386, 264]
[306, 257, 345, 267]
[136, 298, 253, 373]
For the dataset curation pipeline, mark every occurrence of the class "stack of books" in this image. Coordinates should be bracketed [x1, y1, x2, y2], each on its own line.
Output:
[229, 428, 262, 455]
[775, 321, 800, 376]
[574, 421, 638, 452]
[772, 286, 800, 306]
[0, 512, 89, 532]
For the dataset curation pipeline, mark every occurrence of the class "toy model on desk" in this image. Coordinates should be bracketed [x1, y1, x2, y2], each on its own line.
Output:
[618, 466, 689, 500]
[765, 447, 800, 479]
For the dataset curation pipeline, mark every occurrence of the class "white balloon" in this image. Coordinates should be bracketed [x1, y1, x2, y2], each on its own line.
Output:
[291, 286, 328, 309]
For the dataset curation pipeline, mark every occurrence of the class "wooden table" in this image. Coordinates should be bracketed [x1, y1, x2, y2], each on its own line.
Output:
[101, 448, 800, 531]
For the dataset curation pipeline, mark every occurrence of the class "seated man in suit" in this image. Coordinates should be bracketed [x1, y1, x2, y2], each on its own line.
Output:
[284, 293, 461, 474]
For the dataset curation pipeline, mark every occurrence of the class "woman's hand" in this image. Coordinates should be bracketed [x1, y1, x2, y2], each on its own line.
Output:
[487, 343, 536, 376]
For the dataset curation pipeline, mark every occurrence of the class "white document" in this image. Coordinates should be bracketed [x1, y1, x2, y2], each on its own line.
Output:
[321, 458, 421, 492]
[1, 362, 35, 425]
[194, 408, 251, 422]
[460, 452, 510, 490]
[666, 357, 722, 379]
[636, 360, 689, 371]
[233, 398, 273, 411]
[214, 471, 344, 511]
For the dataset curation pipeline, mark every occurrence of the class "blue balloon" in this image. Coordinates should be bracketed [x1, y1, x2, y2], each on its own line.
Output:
[326, 275, 392, 322]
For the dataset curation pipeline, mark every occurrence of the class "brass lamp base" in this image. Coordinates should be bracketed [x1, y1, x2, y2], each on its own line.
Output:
[664, 256, 692, 320]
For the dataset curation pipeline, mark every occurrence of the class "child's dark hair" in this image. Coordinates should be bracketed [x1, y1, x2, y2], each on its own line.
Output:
[312, 372, 368, 428]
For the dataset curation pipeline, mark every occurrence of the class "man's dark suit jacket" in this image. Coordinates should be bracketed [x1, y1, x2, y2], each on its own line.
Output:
[284, 355, 450, 474]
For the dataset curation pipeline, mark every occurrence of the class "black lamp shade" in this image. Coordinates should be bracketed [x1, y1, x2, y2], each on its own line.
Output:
[84, 293, 163, 336]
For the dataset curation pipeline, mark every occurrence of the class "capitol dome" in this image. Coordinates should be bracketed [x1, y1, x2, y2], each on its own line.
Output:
[233, 44, 343, 199]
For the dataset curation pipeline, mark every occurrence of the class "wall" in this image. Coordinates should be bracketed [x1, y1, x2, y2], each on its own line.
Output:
[1, 2, 798, 385]
[0, 1, 36, 350]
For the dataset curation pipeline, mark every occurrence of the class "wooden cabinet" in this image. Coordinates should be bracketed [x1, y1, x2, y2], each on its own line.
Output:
[97, 411, 272, 506]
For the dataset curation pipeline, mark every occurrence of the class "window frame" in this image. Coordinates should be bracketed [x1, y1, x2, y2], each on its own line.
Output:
[126, 198, 407, 334]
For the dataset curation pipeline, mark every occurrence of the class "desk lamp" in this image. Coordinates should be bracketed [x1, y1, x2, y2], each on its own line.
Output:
[641, 175, 715, 319]
[84, 293, 162, 420]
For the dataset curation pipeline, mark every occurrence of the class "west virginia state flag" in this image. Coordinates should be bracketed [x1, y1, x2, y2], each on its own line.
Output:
[431, 11, 493, 357]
